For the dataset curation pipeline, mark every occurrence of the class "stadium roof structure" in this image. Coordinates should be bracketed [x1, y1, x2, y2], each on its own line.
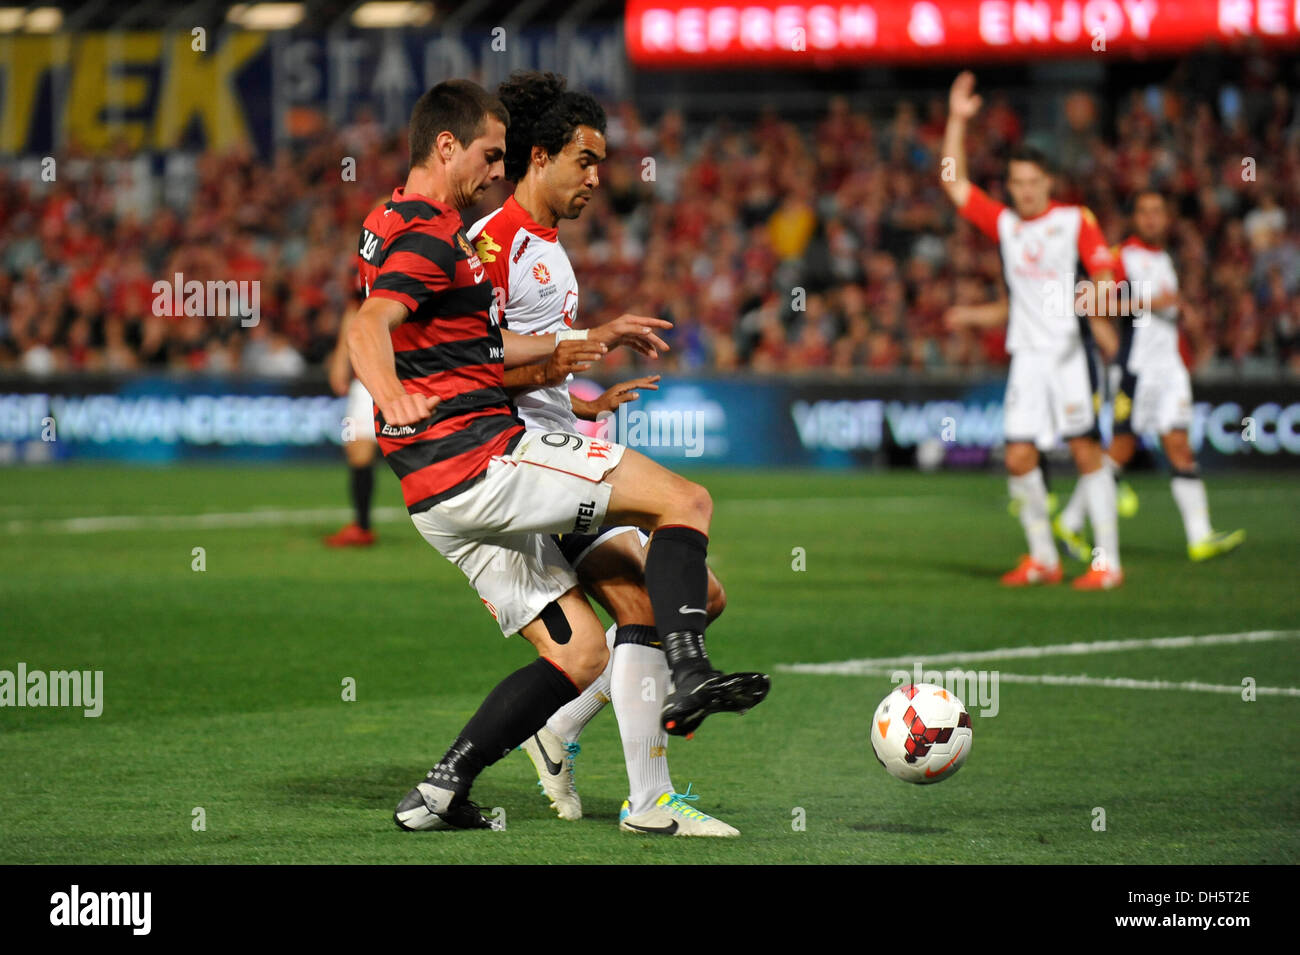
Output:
[1, 1, 627, 32]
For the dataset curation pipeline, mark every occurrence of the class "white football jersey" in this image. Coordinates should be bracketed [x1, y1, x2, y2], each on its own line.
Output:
[468, 196, 580, 434]
[960, 186, 1119, 355]
[1118, 237, 1181, 374]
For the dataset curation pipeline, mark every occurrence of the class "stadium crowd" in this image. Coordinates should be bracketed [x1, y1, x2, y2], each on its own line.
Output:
[2, 55, 1298, 379]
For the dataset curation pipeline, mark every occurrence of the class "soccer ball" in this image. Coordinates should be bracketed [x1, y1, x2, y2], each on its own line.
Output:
[870, 683, 972, 784]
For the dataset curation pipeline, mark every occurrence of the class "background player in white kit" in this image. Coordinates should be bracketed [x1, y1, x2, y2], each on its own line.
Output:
[942, 71, 1125, 590]
[468, 71, 738, 836]
[1054, 191, 1245, 562]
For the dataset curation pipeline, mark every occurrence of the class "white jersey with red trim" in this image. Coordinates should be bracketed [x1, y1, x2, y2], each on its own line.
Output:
[468, 195, 580, 434]
[1118, 237, 1181, 374]
[959, 186, 1118, 356]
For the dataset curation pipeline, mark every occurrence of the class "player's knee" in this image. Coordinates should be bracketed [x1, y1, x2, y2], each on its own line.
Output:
[706, 573, 727, 623]
[1005, 444, 1037, 475]
[1069, 438, 1102, 473]
[344, 442, 374, 467]
[1164, 433, 1195, 471]
[671, 480, 712, 529]
[557, 626, 609, 688]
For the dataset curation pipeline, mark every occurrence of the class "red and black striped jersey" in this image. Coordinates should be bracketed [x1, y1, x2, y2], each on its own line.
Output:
[358, 186, 523, 514]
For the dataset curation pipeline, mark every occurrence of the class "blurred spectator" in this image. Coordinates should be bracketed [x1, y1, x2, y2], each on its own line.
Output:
[2, 54, 1299, 378]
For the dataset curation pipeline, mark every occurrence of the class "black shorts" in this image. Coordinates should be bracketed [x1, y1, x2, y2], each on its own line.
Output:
[551, 525, 643, 569]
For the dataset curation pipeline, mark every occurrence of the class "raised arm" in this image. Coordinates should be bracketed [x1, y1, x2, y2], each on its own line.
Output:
[941, 71, 982, 209]
[502, 314, 674, 370]
[503, 338, 608, 392]
[944, 298, 1008, 330]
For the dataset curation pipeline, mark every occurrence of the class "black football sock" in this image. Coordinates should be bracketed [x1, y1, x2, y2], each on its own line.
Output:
[428, 658, 579, 797]
[350, 463, 374, 530]
[644, 525, 714, 684]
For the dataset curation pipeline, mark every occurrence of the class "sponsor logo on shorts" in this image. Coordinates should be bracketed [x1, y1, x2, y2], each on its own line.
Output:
[481, 598, 499, 620]
[574, 500, 597, 534]
[380, 422, 421, 437]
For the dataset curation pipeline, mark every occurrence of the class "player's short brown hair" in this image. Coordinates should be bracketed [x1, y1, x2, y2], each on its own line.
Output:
[409, 79, 509, 169]
[1007, 145, 1053, 175]
[1130, 188, 1170, 212]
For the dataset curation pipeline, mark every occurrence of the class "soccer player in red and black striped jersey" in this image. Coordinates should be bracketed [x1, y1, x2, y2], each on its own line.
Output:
[347, 80, 769, 831]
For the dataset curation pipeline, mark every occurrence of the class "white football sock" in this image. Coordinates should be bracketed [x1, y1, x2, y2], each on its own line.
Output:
[1080, 467, 1121, 570]
[1058, 457, 1118, 534]
[1008, 468, 1059, 567]
[545, 624, 615, 743]
[1171, 475, 1212, 544]
[611, 641, 673, 815]
[1058, 479, 1088, 534]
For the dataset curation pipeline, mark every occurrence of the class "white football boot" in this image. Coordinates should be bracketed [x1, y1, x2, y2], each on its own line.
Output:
[521, 728, 583, 821]
[619, 785, 740, 837]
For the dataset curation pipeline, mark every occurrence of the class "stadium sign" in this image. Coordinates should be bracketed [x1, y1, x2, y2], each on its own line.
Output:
[0, 376, 1296, 468]
[626, 0, 1300, 66]
[1, 27, 625, 157]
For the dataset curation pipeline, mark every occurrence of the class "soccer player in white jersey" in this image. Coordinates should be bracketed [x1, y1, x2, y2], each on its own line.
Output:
[1054, 191, 1244, 562]
[942, 71, 1124, 590]
[466, 71, 739, 836]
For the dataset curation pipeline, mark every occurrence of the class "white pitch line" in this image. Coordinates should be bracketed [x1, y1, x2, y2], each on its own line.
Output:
[777, 629, 1300, 674]
[2, 506, 410, 535]
[2, 494, 945, 536]
[802, 666, 1300, 698]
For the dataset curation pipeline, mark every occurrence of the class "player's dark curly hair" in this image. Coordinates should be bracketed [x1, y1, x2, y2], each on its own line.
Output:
[495, 71, 607, 183]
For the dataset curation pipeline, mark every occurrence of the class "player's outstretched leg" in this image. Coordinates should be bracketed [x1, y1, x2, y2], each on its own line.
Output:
[603, 449, 769, 736]
[394, 586, 608, 831]
[1163, 430, 1244, 562]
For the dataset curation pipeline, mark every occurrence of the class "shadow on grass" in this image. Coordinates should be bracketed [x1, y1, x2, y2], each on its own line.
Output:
[275, 765, 623, 825]
[849, 822, 951, 835]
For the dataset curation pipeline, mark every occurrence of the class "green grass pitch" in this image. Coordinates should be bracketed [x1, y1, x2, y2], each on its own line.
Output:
[2, 464, 1297, 864]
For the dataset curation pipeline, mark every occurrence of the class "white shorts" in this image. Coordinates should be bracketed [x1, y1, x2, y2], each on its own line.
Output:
[1003, 346, 1096, 444]
[1129, 363, 1193, 435]
[345, 379, 377, 443]
[410, 430, 627, 637]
